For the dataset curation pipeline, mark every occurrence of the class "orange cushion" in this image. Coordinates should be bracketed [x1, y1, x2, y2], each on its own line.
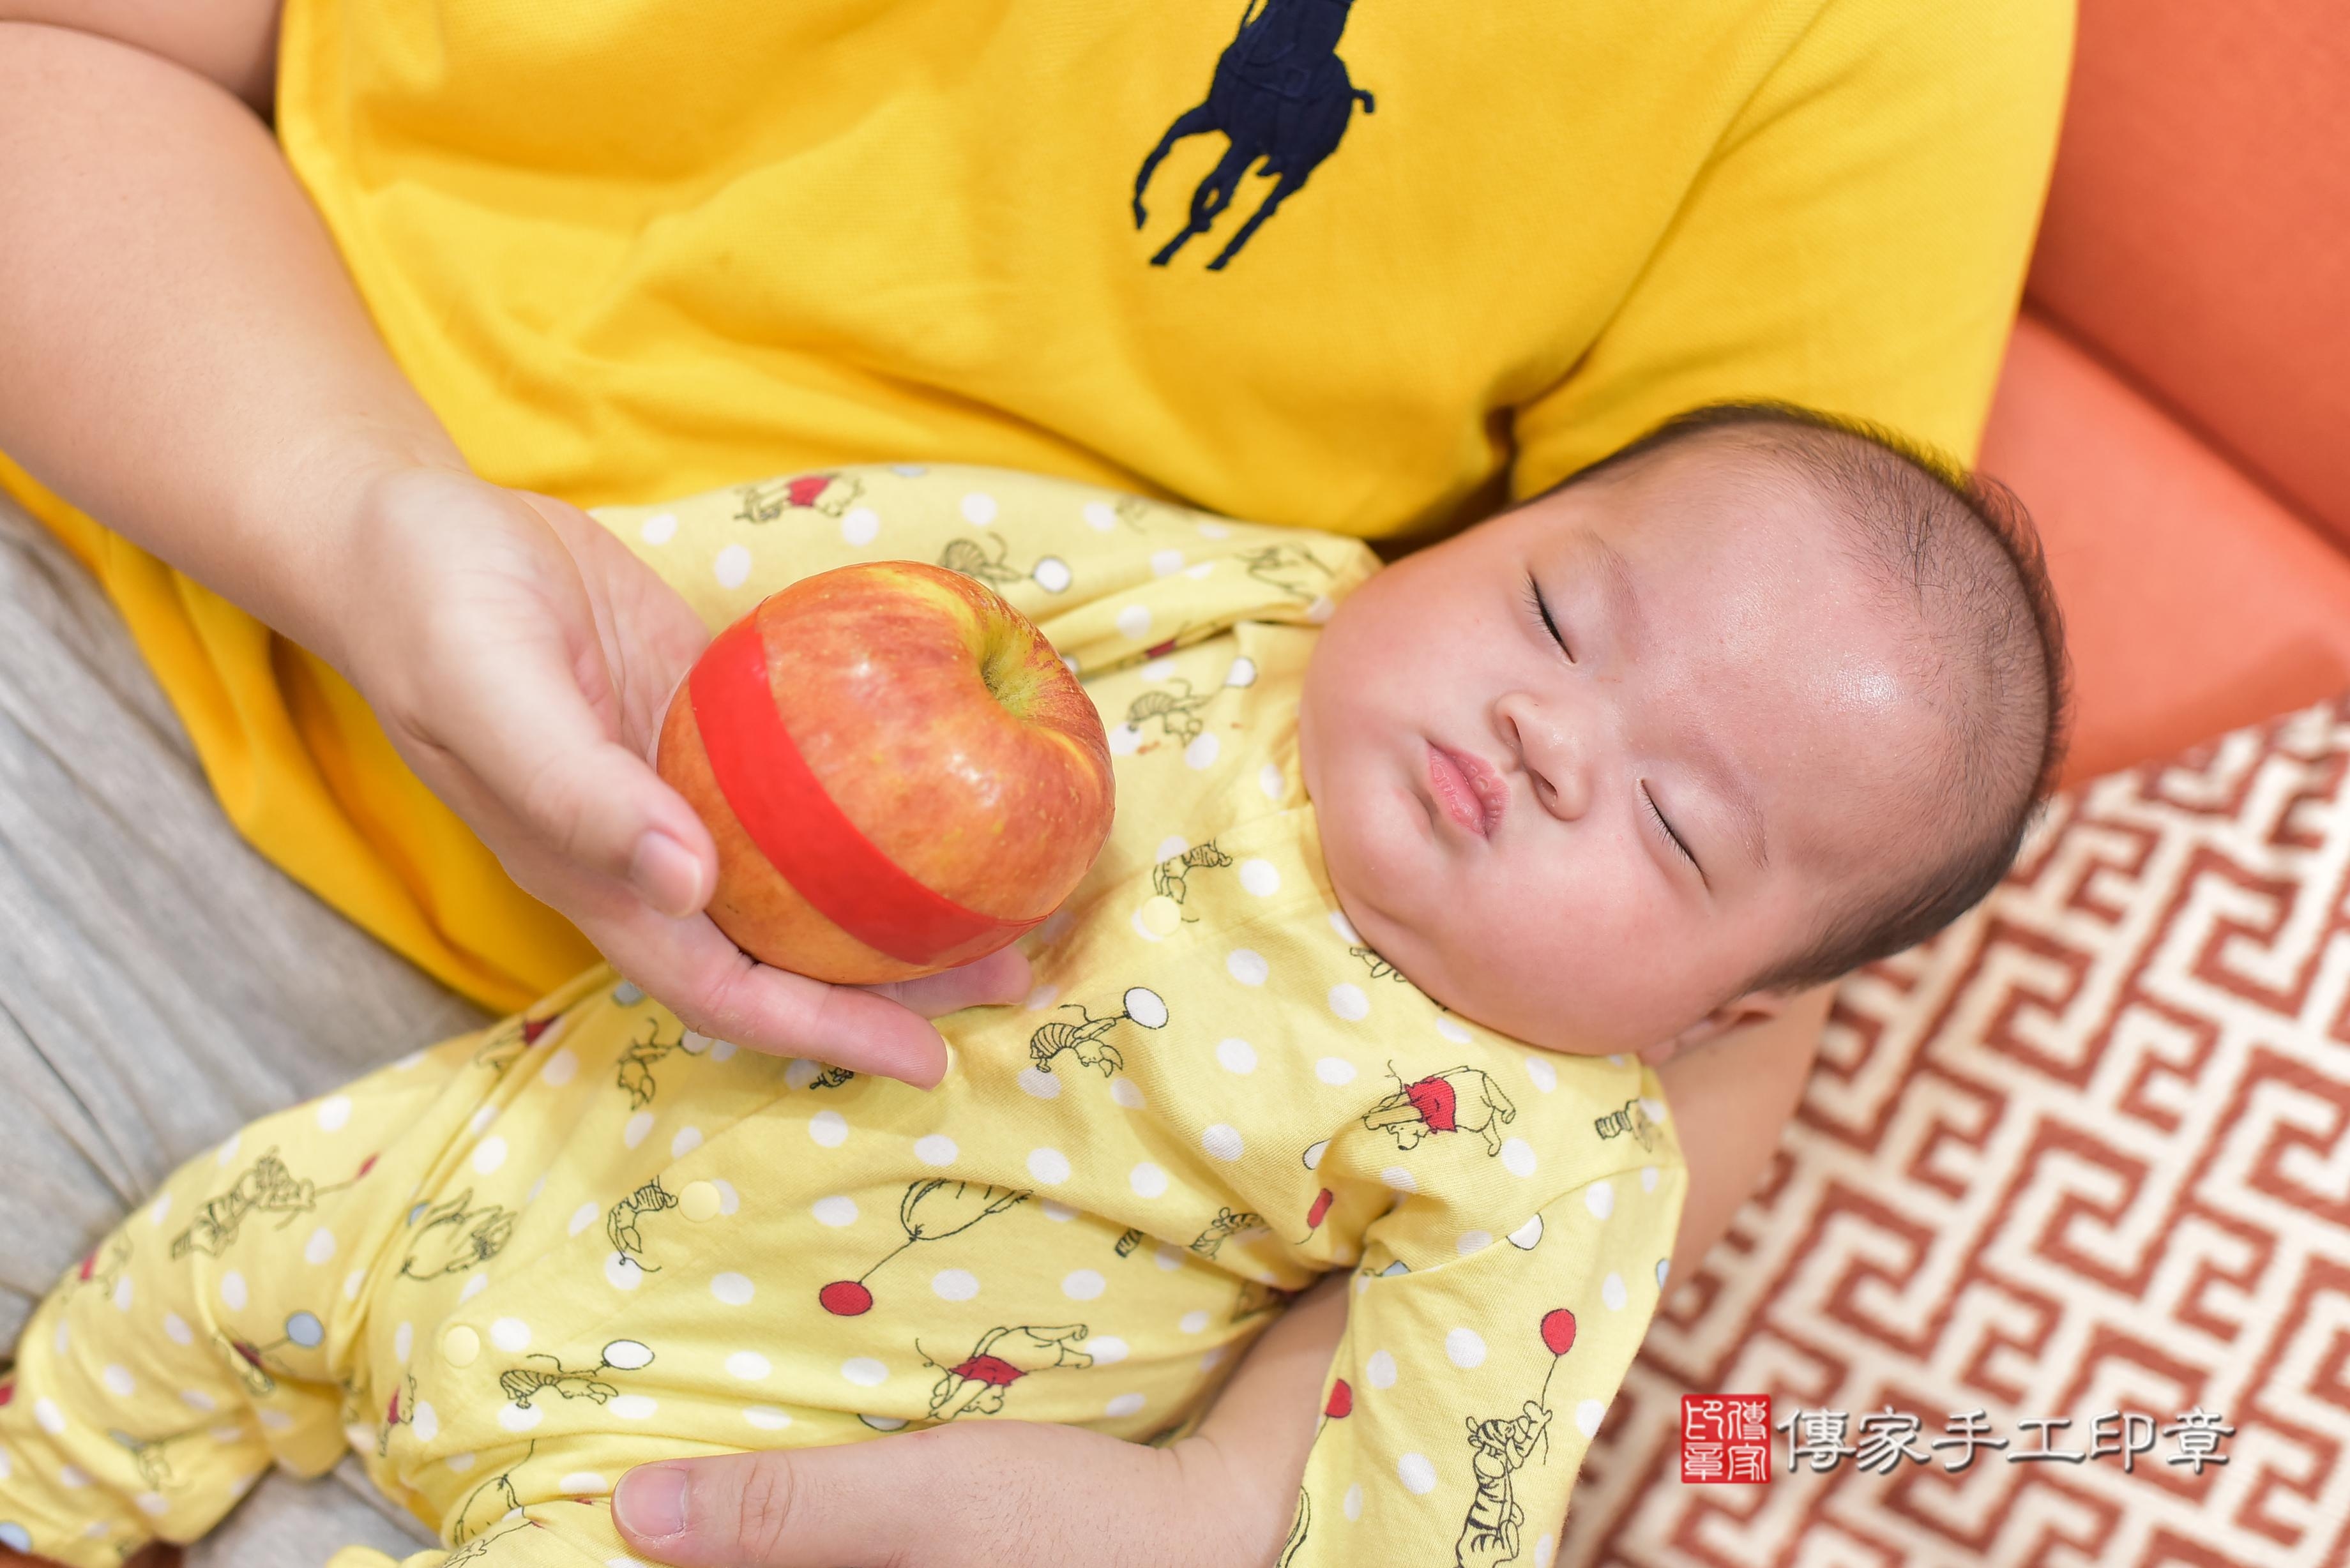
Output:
[2024, 0, 2350, 545]
[1978, 312, 2350, 786]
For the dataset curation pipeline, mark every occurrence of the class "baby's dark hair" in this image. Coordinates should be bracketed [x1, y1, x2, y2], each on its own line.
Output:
[1555, 402, 2071, 995]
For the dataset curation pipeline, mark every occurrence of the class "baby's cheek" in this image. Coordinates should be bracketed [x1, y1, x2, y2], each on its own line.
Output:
[1311, 741, 1412, 875]
[1474, 861, 1671, 1043]
[1324, 804, 1427, 943]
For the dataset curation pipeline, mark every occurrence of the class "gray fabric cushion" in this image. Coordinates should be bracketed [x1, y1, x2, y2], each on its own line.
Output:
[0, 488, 481, 1562]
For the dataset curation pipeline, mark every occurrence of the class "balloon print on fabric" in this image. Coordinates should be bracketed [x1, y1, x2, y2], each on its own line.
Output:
[442, 1514, 531, 1567]
[72, 1236, 131, 1297]
[172, 1147, 375, 1259]
[471, 1007, 567, 1079]
[1153, 839, 1234, 903]
[1277, 1378, 1358, 1567]
[1238, 544, 1336, 605]
[605, 1177, 679, 1279]
[937, 535, 1074, 594]
[1139, 627, 1204, 663]
[1123, 679, 1220, 746]
[789, 1060, 857, 1090]
[375, 1371, 420, 1457]
[1300, 1184, 1337, 1244]
[498, 1339, 655, 1410]
[107, 1425, 195, 1488]
[1591, 1096, 1660, 1150]
[1103, 495, 1155, 532]
[1296, 1137, 1343, 1246]
[398, 1187, 517, 1280]
[213, 1309, 328, 1396]
[920, 1323, 1095, 1421]
[1027, 988, 1169, 1078]
[821, 1180, 1031, 1316]
[1188, 1207, 1270, 1260]
[1449, 1311, 1579, 1568]
[1455, 1401, 1552, 1568]
[1538, 1310, 1577, 1396]
[450, 1439, 559, 1551]
[733, 471, 863, 522]
[617, 1015, 701, 1110]
[1360, 1065, 1519, 1155]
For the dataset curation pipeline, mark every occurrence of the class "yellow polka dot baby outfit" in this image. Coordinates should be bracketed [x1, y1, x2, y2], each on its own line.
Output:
[0, 467, 1685, 1567]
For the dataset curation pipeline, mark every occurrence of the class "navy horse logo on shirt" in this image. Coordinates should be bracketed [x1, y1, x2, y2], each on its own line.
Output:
[1133, 0, 1375, 269]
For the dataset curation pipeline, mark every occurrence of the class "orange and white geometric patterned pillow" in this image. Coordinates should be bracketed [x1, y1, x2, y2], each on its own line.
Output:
[1564, 695, 2350, 1568]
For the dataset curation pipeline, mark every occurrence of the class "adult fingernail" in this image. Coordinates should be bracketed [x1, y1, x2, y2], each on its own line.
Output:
[630, 831, 704, 919]
[616, 1464, 690, 1539]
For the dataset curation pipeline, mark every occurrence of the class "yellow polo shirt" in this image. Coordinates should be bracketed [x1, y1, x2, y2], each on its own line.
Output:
[1, 0, 2069, 1007]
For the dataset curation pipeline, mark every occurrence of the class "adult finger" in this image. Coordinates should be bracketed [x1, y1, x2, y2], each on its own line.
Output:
[866, 945, 1034, 1018]
[425, 755, 953, 1083]
[401, 698, 715, 920]
[584, 900, 954, 1086]
[612, 1422, 1242, 1568]
[414, 666, 716, 920]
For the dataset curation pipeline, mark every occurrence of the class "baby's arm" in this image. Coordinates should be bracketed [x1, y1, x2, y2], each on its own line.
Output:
[1276, 1165, 1687, 1568]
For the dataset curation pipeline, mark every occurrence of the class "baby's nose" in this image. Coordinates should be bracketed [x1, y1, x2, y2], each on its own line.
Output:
[1495, 691, 1592, 822]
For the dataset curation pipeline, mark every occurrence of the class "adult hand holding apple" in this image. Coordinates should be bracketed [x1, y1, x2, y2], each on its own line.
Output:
[328, 471, 1037, 1087]
[659, 562, 1115, 984]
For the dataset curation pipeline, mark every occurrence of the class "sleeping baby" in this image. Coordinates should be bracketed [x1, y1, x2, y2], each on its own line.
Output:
[0, 403, 2065, 1568]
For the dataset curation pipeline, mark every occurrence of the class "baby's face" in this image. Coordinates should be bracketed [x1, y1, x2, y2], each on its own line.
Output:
[1298, 443, 1943, 1058]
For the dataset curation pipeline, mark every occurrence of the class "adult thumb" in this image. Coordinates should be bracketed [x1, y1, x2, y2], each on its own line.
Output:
[611, 1422, 1204, 1568]
[613, 1445, 902, 1568]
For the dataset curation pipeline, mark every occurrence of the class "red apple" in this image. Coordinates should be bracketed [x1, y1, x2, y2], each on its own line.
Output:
[658, 561, 1114, 984]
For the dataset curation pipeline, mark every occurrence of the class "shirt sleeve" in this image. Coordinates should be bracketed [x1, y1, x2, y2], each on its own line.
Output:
[1510, 0, 2071, 488]
[1277, 1162, 1687, 1568]
[590, 465, 1380, 673]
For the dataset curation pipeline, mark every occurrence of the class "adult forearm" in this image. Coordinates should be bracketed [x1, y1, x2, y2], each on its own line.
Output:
[1653, 984, 1830, 1276]
[0, 20, 460, 665]
[0, 27, 1029, 1080]
[1180, 1272, 1346, 1557]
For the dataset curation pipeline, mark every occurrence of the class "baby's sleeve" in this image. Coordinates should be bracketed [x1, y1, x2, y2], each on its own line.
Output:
[320, 1495, 641, 1566]
[589, 464, 1377, 674]
[1277, 1162, 1685, 1568]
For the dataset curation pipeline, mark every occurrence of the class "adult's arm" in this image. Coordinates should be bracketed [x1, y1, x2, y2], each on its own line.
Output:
[609, 993, 1829, 1568]
[0, 8, 1017, 1079]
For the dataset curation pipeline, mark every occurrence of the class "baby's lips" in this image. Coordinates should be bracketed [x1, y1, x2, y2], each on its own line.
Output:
[1427, 742, 1506, 837]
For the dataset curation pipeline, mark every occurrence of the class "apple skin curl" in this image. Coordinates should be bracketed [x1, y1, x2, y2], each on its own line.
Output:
[660, 562, 1114, 984]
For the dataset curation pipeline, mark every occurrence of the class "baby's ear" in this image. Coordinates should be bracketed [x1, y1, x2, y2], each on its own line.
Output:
[1637, 990, 1793, 1066]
